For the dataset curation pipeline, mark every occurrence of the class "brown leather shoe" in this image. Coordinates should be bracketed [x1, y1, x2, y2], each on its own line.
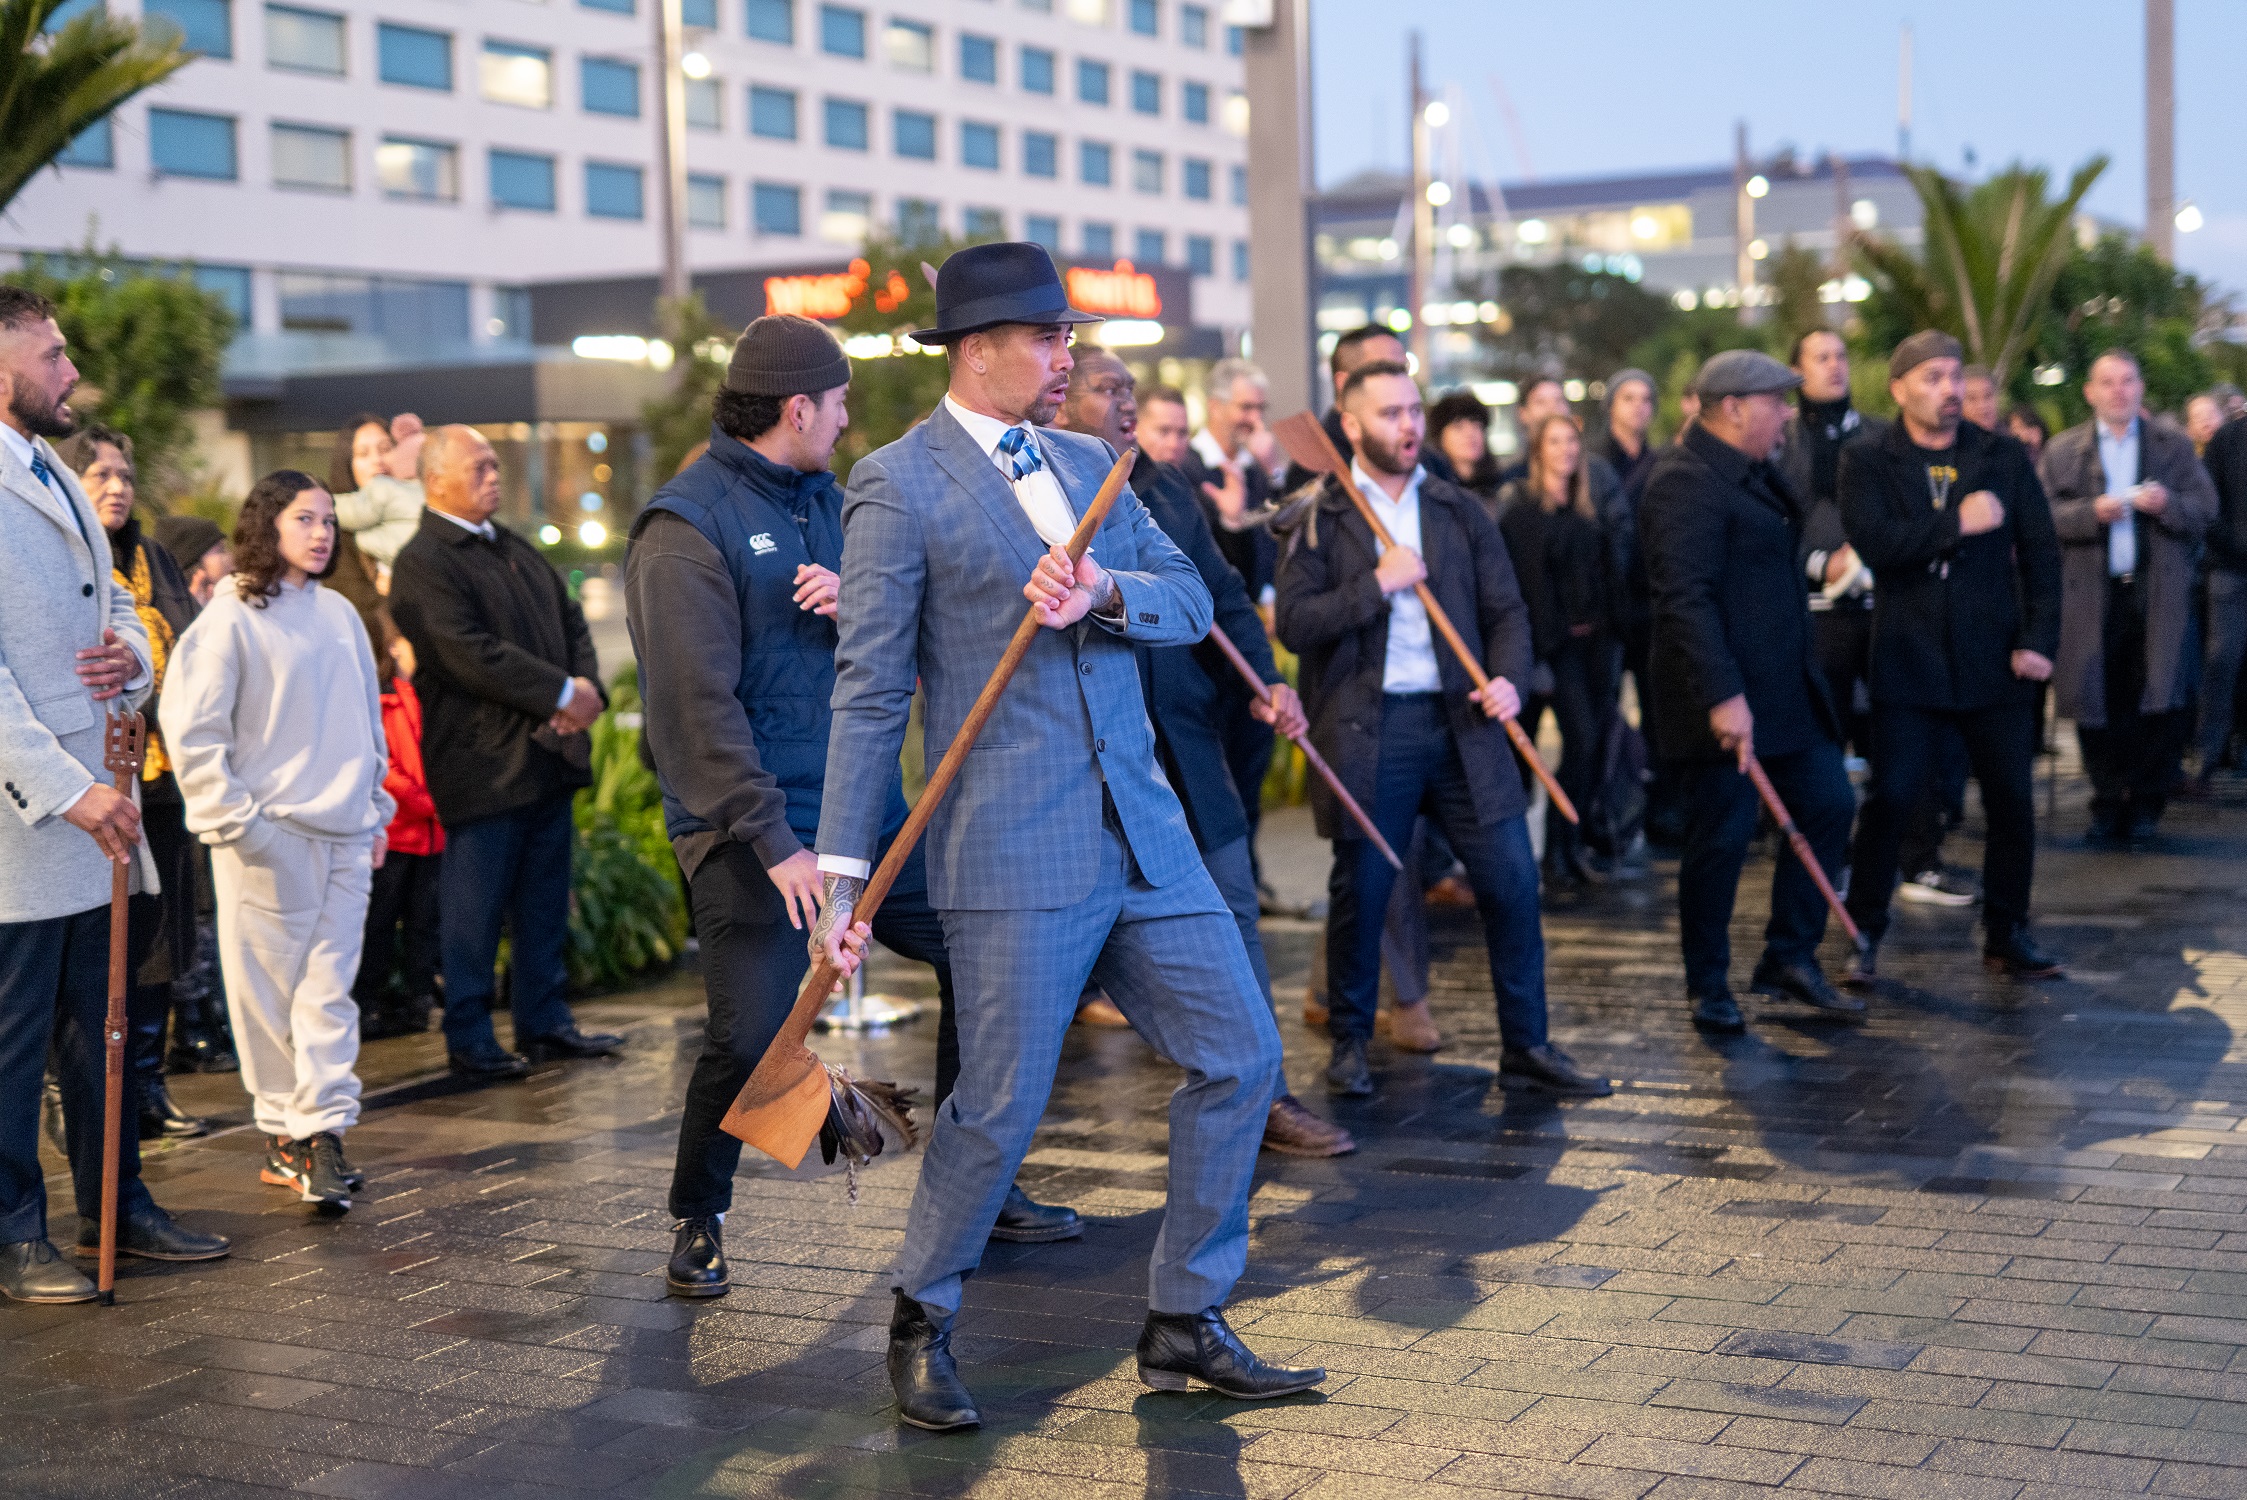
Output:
[1378, 1000, 1443, 1053]
[1262, 1096, 1356, 1157]
[1424, 875, 1477, 909]
[1301, 989, 1329, 1031]
[1076, 994, 1131, 1028]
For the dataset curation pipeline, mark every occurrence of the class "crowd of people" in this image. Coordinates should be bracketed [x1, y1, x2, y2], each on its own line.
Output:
[3, 243, 2246, 1432]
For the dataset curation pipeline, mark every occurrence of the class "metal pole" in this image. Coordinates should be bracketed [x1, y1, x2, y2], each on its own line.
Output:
[654, 0, 690, 302]
[2145, 0, 2175, 262]
[1241, 0, 1316, 417]
[1734, 121, 1755, 324]
[1407, 32, 1433, 377]
[1897, 24, 1912, 163]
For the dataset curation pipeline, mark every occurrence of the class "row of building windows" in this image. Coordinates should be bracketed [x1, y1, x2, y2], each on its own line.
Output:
[742, 0, 1241, 54]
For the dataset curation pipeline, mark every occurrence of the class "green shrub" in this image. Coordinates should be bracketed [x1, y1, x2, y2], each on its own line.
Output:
[566, 669, 688, 991]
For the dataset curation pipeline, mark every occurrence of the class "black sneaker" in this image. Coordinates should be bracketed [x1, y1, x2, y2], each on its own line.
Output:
[260, 1131, 361, 1191]
[264, 1132, 352, 1214]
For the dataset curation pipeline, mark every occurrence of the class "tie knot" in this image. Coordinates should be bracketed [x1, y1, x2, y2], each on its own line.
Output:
[997, 427, 1042, 481]
[29, 453, 52, 485]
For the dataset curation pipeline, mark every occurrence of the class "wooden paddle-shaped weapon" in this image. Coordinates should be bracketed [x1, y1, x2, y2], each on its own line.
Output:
[1204, 624, 1400, 871]
[1272, 412, 1578, 824]
[1743, 751, 1868, 956]
[722, 446, 1141, 1168]
[98, 710, 145, 1305]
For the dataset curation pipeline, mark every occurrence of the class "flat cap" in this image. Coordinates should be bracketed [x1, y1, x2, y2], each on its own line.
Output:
[724, 314, 851, 397]
[1693, 348, 1802, 400]
[1888, 329, 1964, 382]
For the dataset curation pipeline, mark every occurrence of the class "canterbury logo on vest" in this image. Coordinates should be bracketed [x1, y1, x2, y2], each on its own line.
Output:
[749, 532, 778, 556]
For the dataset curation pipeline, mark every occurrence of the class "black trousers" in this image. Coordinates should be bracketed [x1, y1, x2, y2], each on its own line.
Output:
[0, 907, 155, 1242]
[354, 850, 444, 1007]
[1675, 740, 1854, 1000]
[1218, 691, 1276, 878]
[126, 793, 196, 1087]
[1848, 700, 2039, 943]
[1812, 605, 1874, 758]
[2078, 575, 2191, 824]
[1524, 636, 1615, 856]
[668, 839, 954, 1220]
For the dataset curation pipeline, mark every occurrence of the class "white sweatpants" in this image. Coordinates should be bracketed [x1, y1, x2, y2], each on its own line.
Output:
[210, 822, 373, 1140]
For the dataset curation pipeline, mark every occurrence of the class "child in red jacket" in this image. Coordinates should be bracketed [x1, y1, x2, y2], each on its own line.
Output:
[355, 624, 446, 1038]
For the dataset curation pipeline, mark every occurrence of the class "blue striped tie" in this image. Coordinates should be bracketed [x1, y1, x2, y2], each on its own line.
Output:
[28, 452, 55, 489]
[996, 427, 1043, 482]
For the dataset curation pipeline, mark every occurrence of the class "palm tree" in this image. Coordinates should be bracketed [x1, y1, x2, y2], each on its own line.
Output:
[0, 0, 193, 217]
[1853, 157, 2107, 390]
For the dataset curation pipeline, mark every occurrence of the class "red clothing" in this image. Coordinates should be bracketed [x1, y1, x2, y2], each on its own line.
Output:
[380, 677, 446, 857]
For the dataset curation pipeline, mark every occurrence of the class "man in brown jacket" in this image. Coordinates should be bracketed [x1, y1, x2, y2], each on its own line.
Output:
[2039, 351, 2218, 843]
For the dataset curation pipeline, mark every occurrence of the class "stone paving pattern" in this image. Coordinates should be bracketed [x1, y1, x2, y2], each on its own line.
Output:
[10, 781, 2247, 1498]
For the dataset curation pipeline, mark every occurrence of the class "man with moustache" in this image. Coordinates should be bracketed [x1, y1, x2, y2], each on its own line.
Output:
[1276, 360, 1608, 1100]
[1054, 351, 1354, 1158]
[1839, 332, 2065, 982]
[812, 244, 1319, 1432]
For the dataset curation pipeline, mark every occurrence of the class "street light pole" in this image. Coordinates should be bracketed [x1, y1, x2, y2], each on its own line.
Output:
[1734, 120, 1756, 325]
[1407, 31, 1432, 376]
[654, 0, 690, 302]
[2146, 0, 2175, 263]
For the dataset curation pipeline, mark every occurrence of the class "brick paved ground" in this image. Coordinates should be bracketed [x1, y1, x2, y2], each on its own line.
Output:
[9, 770, 2247, 1498]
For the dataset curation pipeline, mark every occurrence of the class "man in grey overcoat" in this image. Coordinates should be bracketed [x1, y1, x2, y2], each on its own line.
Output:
[2041, 350, 2218, 841]
[809, 245, 1322, 1431]
[0, 288, 228, 1303]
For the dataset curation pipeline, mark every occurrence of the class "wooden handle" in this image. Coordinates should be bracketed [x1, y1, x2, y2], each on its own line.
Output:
[1743, 751, 1866, 953]
[97, 711, 143, 1305]
[768, 445, 1142, 1055]
[1287, 418, 1580, 825]
[1205, 625, 1401, 871]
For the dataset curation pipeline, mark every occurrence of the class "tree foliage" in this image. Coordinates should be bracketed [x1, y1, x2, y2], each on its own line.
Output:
[639, 293, 732, 484]
[0, 0, 192, 216]
[830, 232, 972, 479]
[5, 251, 232, 503]
[1465, 262, 1675, 388]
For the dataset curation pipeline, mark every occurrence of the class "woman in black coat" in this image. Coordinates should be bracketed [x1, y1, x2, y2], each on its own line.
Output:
[1497, 414, 1615, 885]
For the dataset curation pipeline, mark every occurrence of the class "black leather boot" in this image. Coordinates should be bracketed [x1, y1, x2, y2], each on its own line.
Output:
[887, 1290, 980, 1432]
[133, 992, 205, 1139]
[666, 1216, 729, 1298]
[40, 1074, 65, 1155]
[1137, 1306, 1326, 1398]
[138, 1075, 206, 1141]
[988, 1183, 1081, 1243]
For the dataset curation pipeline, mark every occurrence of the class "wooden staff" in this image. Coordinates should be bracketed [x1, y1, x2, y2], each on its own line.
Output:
[723, 446, 1140, 1168]
[1204, 624, 1400, 870]
[1743, 750, 1867, 954]
[1273, 412, 1578, 824]
[98, 711, 146, 1305]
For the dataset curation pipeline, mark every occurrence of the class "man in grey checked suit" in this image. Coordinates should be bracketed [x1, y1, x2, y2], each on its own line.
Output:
[0, 288, 229, 1302]
[810, 244, 1323, 1431]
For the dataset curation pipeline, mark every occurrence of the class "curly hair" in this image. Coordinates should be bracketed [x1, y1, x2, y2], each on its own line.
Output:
[328, 411, 391, 496]
[231, 469, 335, 608]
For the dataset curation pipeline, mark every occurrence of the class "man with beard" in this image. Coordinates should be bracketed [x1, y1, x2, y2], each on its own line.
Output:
[1054, 350, 1354, 1158]
[0, 287, 230, 1302]
[1839, 332, 2065, 983]
[1276, 360, 1608, 1100]
[813, 244, 1319, 1432]
[1641, 350, 1860, 1034]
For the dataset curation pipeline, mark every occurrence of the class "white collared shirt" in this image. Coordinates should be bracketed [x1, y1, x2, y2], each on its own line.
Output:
[943, 394, 1078, 546]
[2098, 417, 2141, 577]
[1356, 460, 1442, 694]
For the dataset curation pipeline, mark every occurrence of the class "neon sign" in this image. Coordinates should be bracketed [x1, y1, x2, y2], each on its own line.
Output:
[1065, 260, 1162, 319]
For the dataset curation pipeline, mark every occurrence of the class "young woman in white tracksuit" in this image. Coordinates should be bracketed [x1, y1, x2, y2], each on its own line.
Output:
[161, 469, 392, 1214]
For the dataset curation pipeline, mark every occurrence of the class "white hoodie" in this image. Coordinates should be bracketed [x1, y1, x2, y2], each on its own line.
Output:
[161, 574, 395, 846]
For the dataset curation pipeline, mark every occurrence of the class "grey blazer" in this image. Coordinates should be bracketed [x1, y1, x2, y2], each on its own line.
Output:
[0, 435, 155, 924]
[819, 405, 1214, 911]
[2040, 417, 2216, 724]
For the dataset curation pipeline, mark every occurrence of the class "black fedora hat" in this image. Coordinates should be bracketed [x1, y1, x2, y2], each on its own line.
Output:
[911, 242, 1103, 345]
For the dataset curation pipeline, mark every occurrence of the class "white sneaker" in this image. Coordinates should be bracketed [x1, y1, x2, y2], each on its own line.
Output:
[1897, 869, 1976, 907]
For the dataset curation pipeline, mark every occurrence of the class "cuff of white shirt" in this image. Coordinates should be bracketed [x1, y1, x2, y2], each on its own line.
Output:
[817, 854, 872, 880]
[556, 678, 575, 711]
[55, 782, 94, 819]
[1806, 550, 1829, 583]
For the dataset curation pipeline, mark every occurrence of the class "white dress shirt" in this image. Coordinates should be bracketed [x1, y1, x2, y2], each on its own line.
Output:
[943, 394, 1078, 545]
[2098, 417, 2141, 577]
[1356, 460, 1442, 694]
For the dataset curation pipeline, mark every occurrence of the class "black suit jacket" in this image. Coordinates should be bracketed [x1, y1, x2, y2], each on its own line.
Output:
[388, 511, 604, 825]
[1838, 418, 2061, 712]
[1132, 455, 1278, 852]
[1641, 424, 1839, 762]
[1276, 470, 1533, 839]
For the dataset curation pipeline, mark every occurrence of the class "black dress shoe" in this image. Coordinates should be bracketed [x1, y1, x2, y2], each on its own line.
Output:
[519, 1029, 624, 1061]
[2085, 814, 2130, 848]
[77, 1204, 229, 1262]
[988, 1183, 1081, 1244]
[1499, 1042, 1613, 1097]
[448, 1047, 530, 1080]
[1750, 960, 1866, 1021]
[1984, 928, 2065, 981]
[139, 1077, 208, 1140]
[1137, 1306, 1326, 1398]
[1841, 943, 1879, 990]
[888, 1290, 980, 1432]
[2127, 808, 2162, 842]
[1691, 992, 1746, 1032]
[1325, 1036, 1373, 1097]
[0, 1240, 95, 1303]
[666, 1216, 729, 1298]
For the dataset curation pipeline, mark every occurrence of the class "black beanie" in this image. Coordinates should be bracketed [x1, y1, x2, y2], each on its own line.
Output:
[724, 314, 851, 397]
